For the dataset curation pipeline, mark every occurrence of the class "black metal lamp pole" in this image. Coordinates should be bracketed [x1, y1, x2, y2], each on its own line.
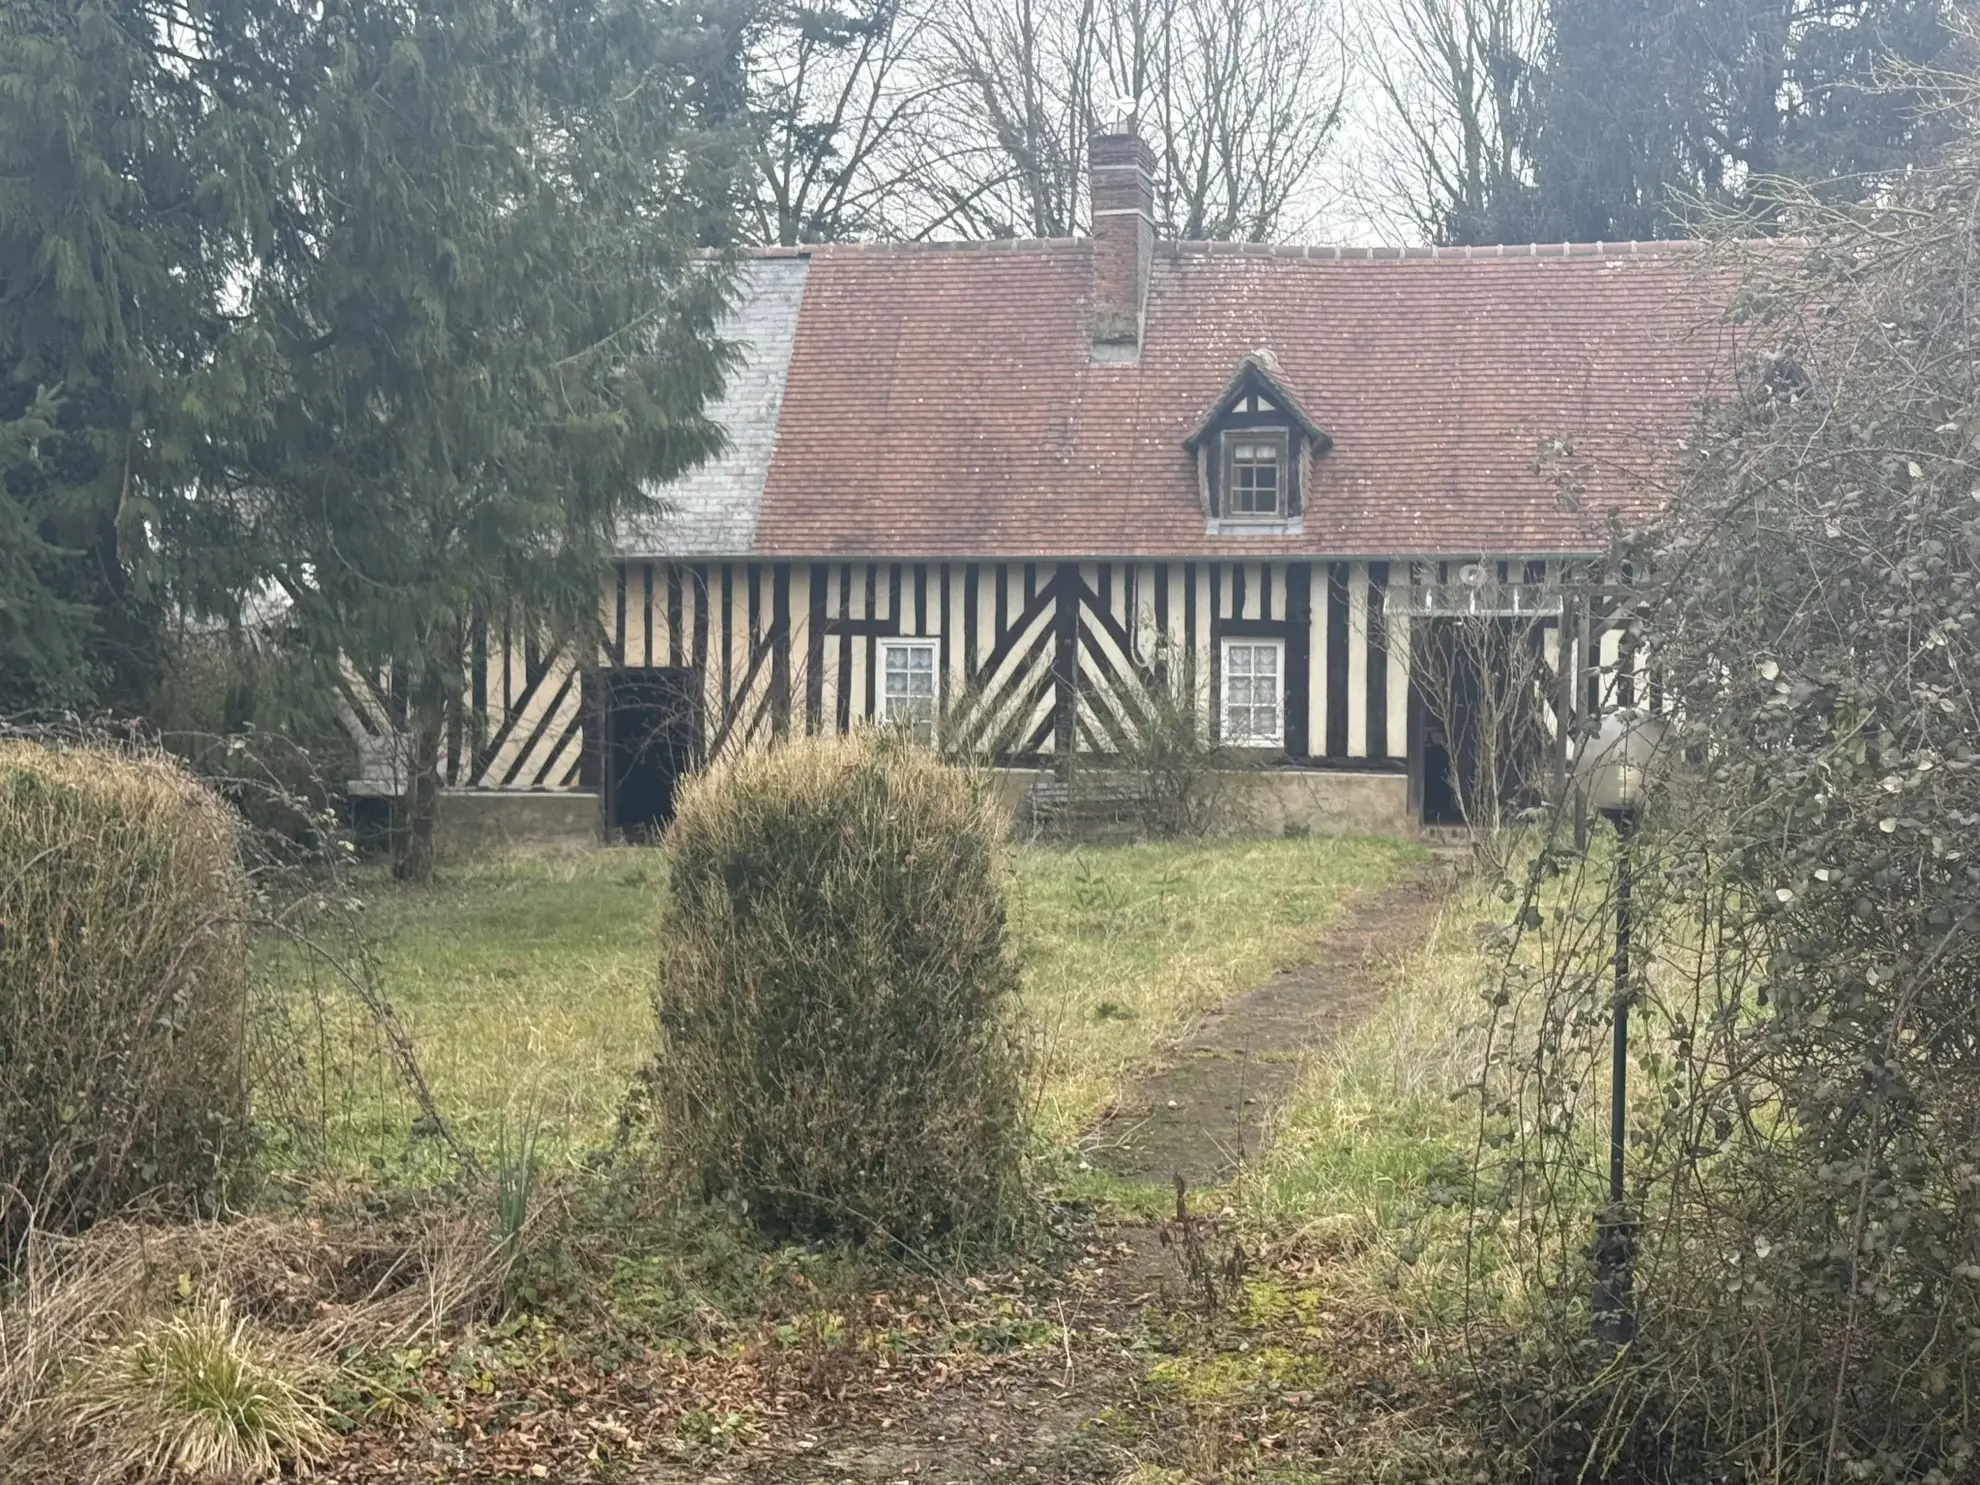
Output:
[1591, 805, 1636, 1347]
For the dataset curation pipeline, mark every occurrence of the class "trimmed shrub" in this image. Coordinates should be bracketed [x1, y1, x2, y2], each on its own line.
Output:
[0, 742, 251, 1248]
[651, 731, 1026, 1241]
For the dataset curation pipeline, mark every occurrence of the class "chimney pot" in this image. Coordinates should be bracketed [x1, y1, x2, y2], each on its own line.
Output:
[1089, 128, 1155, 358]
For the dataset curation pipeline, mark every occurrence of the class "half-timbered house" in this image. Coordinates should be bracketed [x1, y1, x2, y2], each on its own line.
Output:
[426, 128, 1729, 844]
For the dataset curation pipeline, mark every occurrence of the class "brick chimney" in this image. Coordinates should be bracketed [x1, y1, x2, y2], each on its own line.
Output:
[1089, 127, 1155, 359]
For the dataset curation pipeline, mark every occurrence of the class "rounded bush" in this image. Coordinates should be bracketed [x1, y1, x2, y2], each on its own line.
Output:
[0, 742, 251, 1248]
[651, 732, 1026, 1241]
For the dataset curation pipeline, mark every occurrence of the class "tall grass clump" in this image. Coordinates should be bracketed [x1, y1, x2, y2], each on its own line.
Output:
[650, 731, 1026, 1242]
[63, 1297, 328, 1481]
[0, 742, 251, 1249]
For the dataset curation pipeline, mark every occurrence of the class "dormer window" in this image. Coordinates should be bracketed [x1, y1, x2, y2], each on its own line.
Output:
[1184, 351, 1330, 535]
[1224, 432, 1286, 518]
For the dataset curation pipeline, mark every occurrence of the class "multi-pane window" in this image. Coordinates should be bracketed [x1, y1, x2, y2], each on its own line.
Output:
[879, 640, 938, 745]
[1225, 435, 1284, 517]
[1221, 639, 1283, 746]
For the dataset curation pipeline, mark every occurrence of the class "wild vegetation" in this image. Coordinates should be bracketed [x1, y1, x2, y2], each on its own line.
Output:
[0, 729, 1435, 1480]
[1408, 60, 1980, 1483]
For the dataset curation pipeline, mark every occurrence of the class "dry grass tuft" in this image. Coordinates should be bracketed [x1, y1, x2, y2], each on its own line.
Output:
[0, 1208, 507, 1479]
[62, 1297, 329, 1483]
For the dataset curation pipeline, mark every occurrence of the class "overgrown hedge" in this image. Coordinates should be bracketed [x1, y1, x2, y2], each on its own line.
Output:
[1470, 115, 1980, 1482]
[650, 732, 1026, 1242]
[0, 743, 251, 1249]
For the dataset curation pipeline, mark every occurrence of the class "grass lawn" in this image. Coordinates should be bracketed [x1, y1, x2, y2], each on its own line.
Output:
[315, 833, 1421, 1165]
[1009, 835, 1420, 1144]
[1242, 871, 1506, 1332]
[324, 849, 667, 1162]
[13, 830, 1499, 1485]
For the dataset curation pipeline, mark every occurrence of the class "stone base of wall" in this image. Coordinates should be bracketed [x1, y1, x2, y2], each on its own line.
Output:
[982, 768, 1044, 825]
[1215, 769, 1410, 839]
[435, 789, 601, 854]
[995, 767, 1412, 841]
[432, 768, 1415, 855]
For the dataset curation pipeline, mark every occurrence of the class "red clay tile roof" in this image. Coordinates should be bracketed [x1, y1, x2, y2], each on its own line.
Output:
[750, 238, 1739, 559]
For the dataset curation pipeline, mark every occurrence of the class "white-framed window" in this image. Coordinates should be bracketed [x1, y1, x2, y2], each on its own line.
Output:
[1220, 638, 1284, 747]
[878, 638, 939, 745]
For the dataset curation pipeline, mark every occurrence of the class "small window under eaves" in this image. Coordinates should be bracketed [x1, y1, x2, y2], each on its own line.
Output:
[1223, 431, 1287, 519]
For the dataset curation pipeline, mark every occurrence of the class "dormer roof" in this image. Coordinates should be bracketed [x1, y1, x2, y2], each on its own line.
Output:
[1183, 350, 1330, 454]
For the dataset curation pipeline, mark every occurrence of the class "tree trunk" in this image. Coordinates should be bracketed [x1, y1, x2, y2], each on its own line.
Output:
[393, 672, 449, 883]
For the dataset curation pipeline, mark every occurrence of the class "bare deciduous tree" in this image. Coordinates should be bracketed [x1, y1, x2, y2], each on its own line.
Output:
[921, 0, 1348, 241]
[747, 0, 940, 244]
[922, 0, 1101, 236]
[1145, 0, 1351, 239]
[1361, 0, 1543, 245]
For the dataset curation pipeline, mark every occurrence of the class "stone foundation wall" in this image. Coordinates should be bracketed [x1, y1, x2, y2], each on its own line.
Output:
[1214, 769, 1410, 838]
[432, 766, 1414, 856]
[435, 790, 601, 854]
[996, 767, 1411, 841]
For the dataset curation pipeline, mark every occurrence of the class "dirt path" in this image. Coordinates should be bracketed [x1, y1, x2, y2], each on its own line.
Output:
[661, 1257, 1158, 1484]
[1090, 867, 1453, 1187]
[628, 863, 1454, 1485]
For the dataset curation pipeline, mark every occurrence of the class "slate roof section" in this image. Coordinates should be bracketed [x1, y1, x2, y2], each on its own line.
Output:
[622, 256, 809, 558]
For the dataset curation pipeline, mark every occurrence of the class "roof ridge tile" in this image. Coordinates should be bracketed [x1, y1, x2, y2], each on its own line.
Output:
[1159, 238, 1703, 260]
[728, 237, 1088, 261]
[722, 236, 1709, 264]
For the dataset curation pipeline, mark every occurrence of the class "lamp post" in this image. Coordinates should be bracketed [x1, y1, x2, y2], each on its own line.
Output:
[1573, 709, 1667, 1348]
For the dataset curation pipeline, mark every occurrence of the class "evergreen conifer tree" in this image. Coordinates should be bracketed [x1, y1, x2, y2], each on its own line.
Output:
[1401, 0, 1951, 246]
[1529, 0, 1950, 241]
[2, 0, 742, 878]
[0, 0, 276, 713]
[214, 0, 743, 878]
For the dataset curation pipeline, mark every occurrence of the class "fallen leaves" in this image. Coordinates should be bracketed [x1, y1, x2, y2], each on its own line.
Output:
[309, 1216, 1465, 1484]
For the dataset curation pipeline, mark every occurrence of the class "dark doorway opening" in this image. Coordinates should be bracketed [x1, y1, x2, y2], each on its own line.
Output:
[602, 668, 700, 839]
[1420, 717, 1466, 826]
[1410, 618, 1547, 828]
